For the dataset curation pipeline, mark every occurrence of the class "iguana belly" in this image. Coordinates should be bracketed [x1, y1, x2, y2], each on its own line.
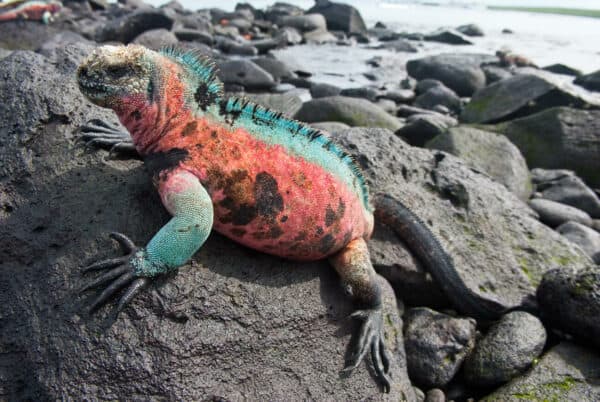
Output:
[157, 118, 373, 261]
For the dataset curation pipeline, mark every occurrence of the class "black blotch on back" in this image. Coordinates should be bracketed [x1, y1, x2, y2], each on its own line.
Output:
[144, 148, 189, 179]
[319, 234, 336, 254]
[195, 82, 218, 111]
[254, 172, 284, 218]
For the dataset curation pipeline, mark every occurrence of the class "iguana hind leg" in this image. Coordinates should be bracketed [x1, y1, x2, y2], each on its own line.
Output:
[77, 118, 139, 159]
[329, 238, 392, 393]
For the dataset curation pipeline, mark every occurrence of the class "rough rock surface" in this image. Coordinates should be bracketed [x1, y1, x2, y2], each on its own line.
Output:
[537, 266, 600, 349]
[464, 312, 546, 386]
[528, 198, 593, 228]
[132, 28, 179, 50]
[426, 126, 531, 201]
[396, 113, 457, 147]
[482, 342, 600, 401]
[406, 54, 495, 96]
[484, 108, 600, 189]
[309, 121, 351, 135]
[0, 49, 419, 401]
[556, 222, 600, 263]
[404, 308, 476, 388]
[295, 96, 403, 131]
[413, 85, 462, 115]
[461, 74, 600, 124]
[331, 128, 591, 314]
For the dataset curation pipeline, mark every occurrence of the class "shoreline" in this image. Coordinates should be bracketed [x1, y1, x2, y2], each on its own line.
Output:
[488, 6, 600, 19]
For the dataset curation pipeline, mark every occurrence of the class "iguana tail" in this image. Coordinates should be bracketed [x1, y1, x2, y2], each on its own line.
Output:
[373, 193, 507, 321]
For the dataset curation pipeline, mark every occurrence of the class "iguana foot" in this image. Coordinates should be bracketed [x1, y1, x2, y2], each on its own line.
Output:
[80, 232, 149, 314]
[77, 119, 139, 159]
[343, 307, 391, 392]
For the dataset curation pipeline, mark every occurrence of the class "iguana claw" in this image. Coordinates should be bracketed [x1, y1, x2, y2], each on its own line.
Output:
[81, 232, 149, 315]
[76, 119, 139, 158]
[344, 308, 392, 393]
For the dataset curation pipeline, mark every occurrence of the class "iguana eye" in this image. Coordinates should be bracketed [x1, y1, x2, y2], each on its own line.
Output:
[106, 65, 131, 79]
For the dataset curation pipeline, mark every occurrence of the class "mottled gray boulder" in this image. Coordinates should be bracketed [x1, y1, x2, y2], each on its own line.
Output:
[251, 57, 297, 81]
[217, 59, 275, 90]
[538, 266, 600, 349]
[294, 96, 403, 130]
[464, 312, 546, 386]
[574, 69, 600, 91]
[278, 14, 327, 32]
[132, 28, 179, 50]
[309, 121, 350, 135]
[483, 342, 600, 401]
[396, 113, 457, 147]
[331, 128, 591, 315]
[405, 308, 476, 388]
[239, 92, 303, 117]
[310, 82, 342, 98]
[308, 0, 367, 34]
[482, 65, 512, 84]
[456, 23, 484, 37]
[380, 89, 415, 104]
[96, 10, 174, 43]
[557, 222, 600, 263]
[424, 29, 473, 45]
[340, 87, 380, 102]
[529, 198, 593, 228]
[0, 49, 416, 401]
[461, 74, 600, 123]
[414, 85, 462, 114]
[407, 54, 495, 96]
[415, 79, 444, 95]
[426, 126, 531, 200]
[485, 108, 600, 189]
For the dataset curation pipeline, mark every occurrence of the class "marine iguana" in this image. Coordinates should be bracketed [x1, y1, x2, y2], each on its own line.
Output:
[0, 0, 61, 24]
[76, 44, 507, 392]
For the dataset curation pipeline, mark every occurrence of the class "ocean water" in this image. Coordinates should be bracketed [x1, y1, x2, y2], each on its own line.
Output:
[147, 0, 600, 78]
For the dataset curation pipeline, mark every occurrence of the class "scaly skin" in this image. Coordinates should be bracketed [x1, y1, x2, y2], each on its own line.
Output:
[0, 0, 61, 23]
[76, 44, 508, 392]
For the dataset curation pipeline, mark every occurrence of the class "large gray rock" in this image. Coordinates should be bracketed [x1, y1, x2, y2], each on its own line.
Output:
[295, 96, 403, 131]
[132, 28, 179, 50]
[396, 113, 457, 147]
[405, 308, 476, 388]
[95, 10, 174, 43]
[529, 198, 593, 228]
[426, 126, 531, 201]
[483, 342, 600, 401]
[0, 50, 416, 400]
[464, 311, 546, 386]
[277, 14, 327, 32]
[308, 0, 367, 34]
[238, 92, 303, 117]
[461, 74, 600, 124]
[331, 128, 591, 314]
[251, 57, 297, 82]
[424, 29, 473, 45]
[217, 59, 275, 90]
[556, 222, 600, 263]
[310, 82, 342, 98]
[406, 53, 495, 96]
[538, 266, 600, 348]
[309, 121, 350, 135]
[456, 23, 484, 37]
[414, 85, 462, 114]
[574, 69, 600, 92]
[485, 108, 600, 189]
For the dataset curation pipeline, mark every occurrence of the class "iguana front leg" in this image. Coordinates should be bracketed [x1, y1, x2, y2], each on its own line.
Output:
[77, 119, 139, 159]
[81, 168, 213, 314]
[330, 238, 392, 392]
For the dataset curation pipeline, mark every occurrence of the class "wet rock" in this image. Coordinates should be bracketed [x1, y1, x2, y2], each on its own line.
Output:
[529, 164, 600, 216]
[464, 312, 546, 386]
[95, 10, 174, 43]
[543, 63, 582, 77]
[264, 2, 304, 22]
[0, 48, 417, 401]
[461, 74, 600, 124]
[483, 342, 600, 401]
[538, 266, 600, 349]
[380, 89, 415, 104]
[308, 0, 367, 34]
[482, 65, 513, 83]
[295, 96, 403, 130]
[556, 222, 600, 263]
[425, 389, 446, 402]
[456, 23, 484, 37]
[396, 113, 457, 147]
[407, 53, 495, 96]
[214, 36, 258, 56]
[132, 28, 179, 50]
[425, 29, 473, 45]
[251, 36, 286, 54]
[574, 69, 600, 92]
[310, 82, 342, 98]
[309, 121, 350, 135]
[380, 39, 418, 53]
[405, 308, 476, 388]
[252, 57, 297, 82]
[426, 126, 531, 200]
[226, 18, 252, 33]
[368, 27, 402, 41]
[278, 14, 327, 32]
[217, 59, 275, 90]
[415, 79, 444, 95]
[396, 105, 443, 117]
[414, 85, 462, 114]
[529, 198, 593, 228]
[340, 87, 380, 102]
[173, 29, 214, 45]
[241, 92, 303, 116]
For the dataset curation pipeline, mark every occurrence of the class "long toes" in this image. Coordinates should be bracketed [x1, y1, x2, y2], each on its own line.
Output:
[79, 265, 129, 293]
[379, 338, 391, 374]
[82, 256, 127, 272]
[344, 324, 375, 373]
[116, 278, 149, 314]
[109, 232, 136, 254]
[88, 272, 135, 312]
[372, 339, 392, 393]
